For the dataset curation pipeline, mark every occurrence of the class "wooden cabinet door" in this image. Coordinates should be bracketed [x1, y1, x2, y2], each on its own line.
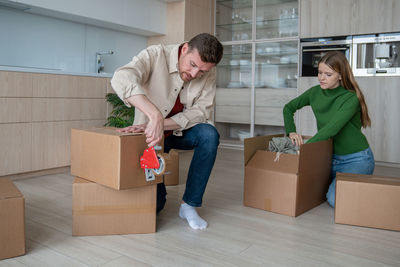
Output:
[352, 0, 393, 35]
[0, 123, 32, 176]
[255, 89, 297, 126]
[215, 88, 251, 124]
[356, 77, 400, 164]
[300, 0, 354, 38]
[392, 0, 400, 32]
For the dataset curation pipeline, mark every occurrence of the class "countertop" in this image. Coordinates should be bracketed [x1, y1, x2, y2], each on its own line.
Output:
[0, 65, 113, 78]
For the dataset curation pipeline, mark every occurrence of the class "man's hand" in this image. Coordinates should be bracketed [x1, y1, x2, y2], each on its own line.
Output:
[124, 94, 164, 147]
[117, 124, 146, 133]
[145, 113, 164, 147]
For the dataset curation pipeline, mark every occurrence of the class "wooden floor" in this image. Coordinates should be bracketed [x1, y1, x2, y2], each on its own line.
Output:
[2, 148, 400, 266]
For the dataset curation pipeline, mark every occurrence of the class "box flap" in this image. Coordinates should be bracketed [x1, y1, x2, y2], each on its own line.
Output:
[73, 177, 90, 184]
[336, 173, 400, 186]
[246, 150, 299, 174]
[72, 127, 143, 137]
[295, 139, 332, 216]
[0, 178, 23, 199]
[298, 139, 333, 174]
[244, 134, 283, 166]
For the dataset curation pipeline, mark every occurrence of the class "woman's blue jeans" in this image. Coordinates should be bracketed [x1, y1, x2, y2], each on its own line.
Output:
[156, 123, 219, 212]
[326, 147, 375, 207]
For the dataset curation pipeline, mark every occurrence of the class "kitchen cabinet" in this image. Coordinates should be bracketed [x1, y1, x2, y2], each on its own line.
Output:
[215, 0, 299, 146]
[147, 0, 214, 45]
[0, 71, 108, 176]
[356, 77, 400, 164]
[300, 0, 353, 38]
[353, 0, 400, 35]
[296, 76, 400, 165]
[301, 0, 400, 38]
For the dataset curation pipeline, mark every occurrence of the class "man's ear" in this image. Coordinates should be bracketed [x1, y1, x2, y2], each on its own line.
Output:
[181, 43, 189, 55]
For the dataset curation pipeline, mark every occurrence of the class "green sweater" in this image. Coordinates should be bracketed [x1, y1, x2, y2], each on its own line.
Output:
[283, 85, 369, 155]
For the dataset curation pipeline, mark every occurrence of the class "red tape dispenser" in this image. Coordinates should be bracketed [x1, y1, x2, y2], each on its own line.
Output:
[140, 145, 165, 181]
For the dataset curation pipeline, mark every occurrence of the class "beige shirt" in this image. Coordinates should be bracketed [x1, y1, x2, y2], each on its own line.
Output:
[110, 44, 216, 136]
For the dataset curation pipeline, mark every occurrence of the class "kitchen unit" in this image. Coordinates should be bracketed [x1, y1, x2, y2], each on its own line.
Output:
[0, 69, 111, 177]
[297, 32, 400, 165]
[215, 0, 299, 146]
[300, 0, 400, 38]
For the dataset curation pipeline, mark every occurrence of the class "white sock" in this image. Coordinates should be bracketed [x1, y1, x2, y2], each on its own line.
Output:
[179, 203, 208, 230]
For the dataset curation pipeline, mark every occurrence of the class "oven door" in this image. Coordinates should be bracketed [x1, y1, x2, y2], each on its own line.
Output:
[300, 39, 352, 76]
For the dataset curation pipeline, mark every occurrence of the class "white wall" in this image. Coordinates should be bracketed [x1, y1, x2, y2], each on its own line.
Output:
[0, 7, 147, 73]
[3, 0, 167, 36]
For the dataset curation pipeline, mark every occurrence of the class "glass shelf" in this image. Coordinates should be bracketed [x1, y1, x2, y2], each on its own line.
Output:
[255, 17, 298, 30]
[216, 0, 253, 9]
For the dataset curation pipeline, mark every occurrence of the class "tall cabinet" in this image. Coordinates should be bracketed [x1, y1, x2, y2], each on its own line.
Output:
[214, 0, 299, 147]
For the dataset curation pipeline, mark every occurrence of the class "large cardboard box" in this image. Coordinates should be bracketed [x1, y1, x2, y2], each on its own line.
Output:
[0, 178, 25, 259]
[163, 149, 179, 186]
[71, 127, 163, 190]
[244, 134, 332, 217]
[335, 173, 400, 231]
[72, 177, 156, 236]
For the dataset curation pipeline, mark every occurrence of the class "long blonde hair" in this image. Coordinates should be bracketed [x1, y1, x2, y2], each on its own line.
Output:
[319, 51, 371, 128]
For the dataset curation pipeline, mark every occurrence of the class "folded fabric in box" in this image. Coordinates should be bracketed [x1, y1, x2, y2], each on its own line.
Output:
[268, 136, 299, 155]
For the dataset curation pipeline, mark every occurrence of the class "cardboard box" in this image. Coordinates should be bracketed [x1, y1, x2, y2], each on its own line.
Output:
[244, 134, 332, 217]
[335, 173, 400, 231]
[163, 149, 179, 186]
[0, 178, 25, 259]
[71, 127, 163, 190]
[72, 177, 156, 236]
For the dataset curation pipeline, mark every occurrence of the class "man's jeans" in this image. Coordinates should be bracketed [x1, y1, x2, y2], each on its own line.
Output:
[326, 147, 375, 207]
[156, 123, 219, 212]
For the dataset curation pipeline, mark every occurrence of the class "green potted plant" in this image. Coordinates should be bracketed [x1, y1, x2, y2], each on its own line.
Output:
[104, 93, 134, 128]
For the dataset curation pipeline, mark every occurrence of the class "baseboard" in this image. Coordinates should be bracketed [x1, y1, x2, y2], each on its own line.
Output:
[1, 166, 70, 181]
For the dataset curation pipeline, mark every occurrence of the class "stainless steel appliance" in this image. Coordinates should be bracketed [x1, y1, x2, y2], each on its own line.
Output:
[352, 33, 400, 76]
[300, 36, 352, 76]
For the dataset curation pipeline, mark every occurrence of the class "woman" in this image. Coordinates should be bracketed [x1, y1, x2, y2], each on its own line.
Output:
[283, 51, 375, 207]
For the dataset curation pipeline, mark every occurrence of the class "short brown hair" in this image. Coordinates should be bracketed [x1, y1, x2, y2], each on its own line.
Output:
[187, 33, 223, 64]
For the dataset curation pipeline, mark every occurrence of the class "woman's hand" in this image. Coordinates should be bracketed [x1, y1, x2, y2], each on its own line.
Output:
[289, 132, 303, 147]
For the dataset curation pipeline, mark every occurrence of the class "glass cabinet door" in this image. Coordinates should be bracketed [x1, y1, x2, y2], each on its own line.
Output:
[214, 0, 299, 144]
[254, 40, 298, 89]
[256, 0, 298, 40]
[215, 43, 252, 143]
[253, 40, 298, 127]
[217, 43, 253, 89]
[216, 0, 253, 42]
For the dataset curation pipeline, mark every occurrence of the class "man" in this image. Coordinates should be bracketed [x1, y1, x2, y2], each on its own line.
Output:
[111, 33, 223, 230]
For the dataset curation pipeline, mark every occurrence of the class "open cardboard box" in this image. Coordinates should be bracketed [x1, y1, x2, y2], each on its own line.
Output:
[0, 178, 25, 260]
[71, 127, 163, 190]
[244, 134, 332, 217]
[335, 173, 400, 231]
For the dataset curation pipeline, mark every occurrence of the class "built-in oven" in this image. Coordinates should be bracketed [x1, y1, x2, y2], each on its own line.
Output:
[300, 36, 352, 76]
[352, 32, 400, 76]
